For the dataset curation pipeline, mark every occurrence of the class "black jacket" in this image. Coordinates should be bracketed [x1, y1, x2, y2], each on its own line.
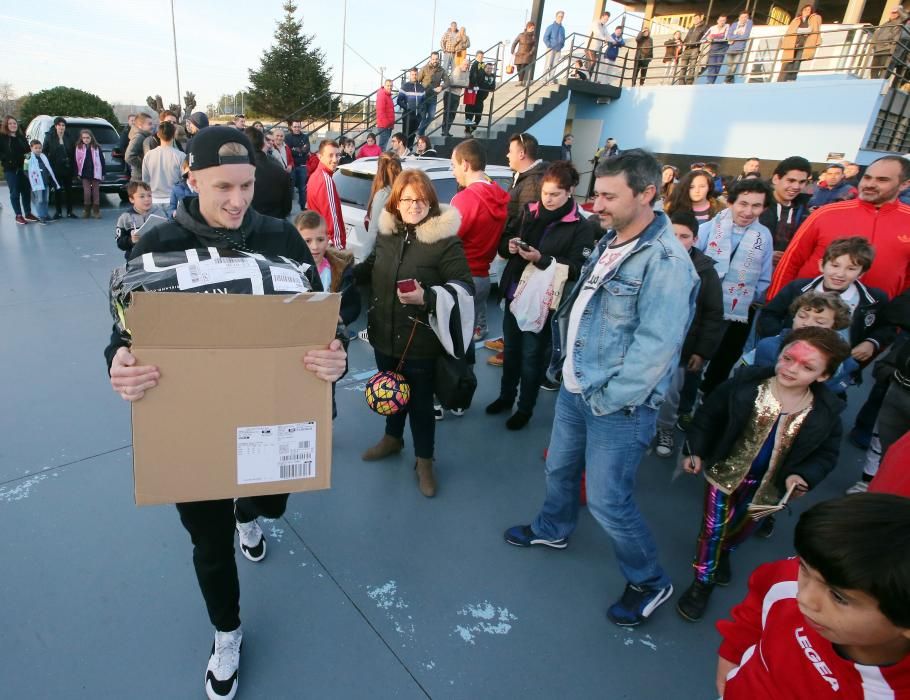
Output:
[877, 290, 910, 389]
[252, 151, 292, 219]
[687, 366, 845, 490]
[104, 197, 318, 370]
[0, 132, 29, 172]
[354, 206, 473, 360]
[757, 276, 895, 353]
[42, 132, 76, 179]
[498, 201, 595, 302]
[682, 247, 724, 362]
[285, 131, 311, 165]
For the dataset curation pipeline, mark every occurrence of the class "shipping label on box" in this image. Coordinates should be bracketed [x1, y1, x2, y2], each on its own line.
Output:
[126, 291, 341, 505]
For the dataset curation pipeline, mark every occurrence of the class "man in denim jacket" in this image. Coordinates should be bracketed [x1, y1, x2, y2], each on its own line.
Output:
[505, 150, 699, 627]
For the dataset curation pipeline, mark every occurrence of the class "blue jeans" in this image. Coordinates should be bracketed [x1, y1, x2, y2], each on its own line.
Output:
[418, 93, 438, 136]
[32, 189, 49, 220]
[5, 168, 32, 216]
[500, 304, 551, 415]
[533, 388, 670, 590]
[376, 128, 392, 150]
[705, 50, 726, 84]
[292, 165, 308, 209]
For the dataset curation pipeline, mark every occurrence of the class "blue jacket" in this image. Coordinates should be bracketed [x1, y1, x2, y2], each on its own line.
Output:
[549, 212, 700, 416]
[726, 19, 753, 53]
[605, 34, 625, 61]
[396, 81, 426, 113]
[544, 21, 566, 50]
[750, 330, 859, 395]
[807, 180, 857, 209]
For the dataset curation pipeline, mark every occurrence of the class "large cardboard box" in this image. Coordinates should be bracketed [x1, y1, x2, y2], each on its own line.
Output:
[126, 291, 341, 505]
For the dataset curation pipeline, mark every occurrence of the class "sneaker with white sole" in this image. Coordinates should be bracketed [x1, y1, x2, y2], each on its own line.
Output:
[357, 329, 370, 343]
[607, 583, 674, 627]
[235, 506, 266, 562]
[655, 429, 674, 458]
[434, 404, 444, 421]
[504, 525, 568, 549]
[205, 627, 242, 700]
[845, 479, 870, 495]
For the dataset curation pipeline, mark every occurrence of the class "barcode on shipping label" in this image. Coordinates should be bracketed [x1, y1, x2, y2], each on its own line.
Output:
[237, 422, 316, 485]
[175, 257, 264, 293]
[269, 265, 306, 292]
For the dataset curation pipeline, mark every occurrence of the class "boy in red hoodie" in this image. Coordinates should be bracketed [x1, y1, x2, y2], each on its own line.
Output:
[450, 138, 510, 341]
[716, 493, 910, 699]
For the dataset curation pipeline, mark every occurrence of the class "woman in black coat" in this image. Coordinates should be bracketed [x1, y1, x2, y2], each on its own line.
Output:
[42, 117, 77, 218]
[0, 115, 36, 223]
[354, 169, 473, 498]
[486, 161, 595, 430]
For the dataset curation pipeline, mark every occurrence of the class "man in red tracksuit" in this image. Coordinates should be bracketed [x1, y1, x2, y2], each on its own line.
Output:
[450, 139, 510, 340]
[308, 140, 346, 249]
[768, 156, 910, 301]
[715, 495, 910, 699]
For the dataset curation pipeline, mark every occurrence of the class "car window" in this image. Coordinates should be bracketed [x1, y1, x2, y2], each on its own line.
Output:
[65, 124, 119, 146]
[335, 170, 374, 208]
[492, 177, 511, 192]
[433, 178, 457, 204]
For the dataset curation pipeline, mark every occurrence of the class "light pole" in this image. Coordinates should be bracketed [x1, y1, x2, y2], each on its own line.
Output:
[170, 0, 183, 119]
[340, 0, 348, 94]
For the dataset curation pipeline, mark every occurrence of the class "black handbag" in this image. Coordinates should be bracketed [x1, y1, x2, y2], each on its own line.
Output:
[434, 285, 477, 411]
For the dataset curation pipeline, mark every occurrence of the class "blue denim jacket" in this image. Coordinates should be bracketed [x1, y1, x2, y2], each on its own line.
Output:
[550, 212, 699, 416]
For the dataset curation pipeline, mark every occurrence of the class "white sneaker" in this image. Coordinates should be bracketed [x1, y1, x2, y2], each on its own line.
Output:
[434, 404, 445, 421]
[845, 479, 869, 495]
[205, 627, 242, 700]
[655, 429, 675, 458]
[357, 329, 370, 343]
[449, 408, 465, 417]
[235, 506, 267, 562]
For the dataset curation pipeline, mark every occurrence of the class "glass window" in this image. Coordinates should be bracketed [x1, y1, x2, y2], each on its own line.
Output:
[334, 170, 374, 208]
[65, 124, 119, 146]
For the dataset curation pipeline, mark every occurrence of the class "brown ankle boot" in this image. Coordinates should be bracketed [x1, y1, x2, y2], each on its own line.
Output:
[415, 458, 436, 498]
[361, 435, 404, 462]
[81, 206, 91, 219]
[91, 205, 101, 219]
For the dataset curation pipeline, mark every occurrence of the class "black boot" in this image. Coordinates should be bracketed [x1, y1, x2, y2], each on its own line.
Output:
[676, 580, 715, 622]
[715, 552, 732, 587]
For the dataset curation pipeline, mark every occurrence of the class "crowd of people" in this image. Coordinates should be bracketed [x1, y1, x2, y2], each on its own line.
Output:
[95, 102, 910, 697]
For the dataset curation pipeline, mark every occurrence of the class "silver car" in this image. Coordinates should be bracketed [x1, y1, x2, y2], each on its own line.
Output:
[335, 156, 513, 263]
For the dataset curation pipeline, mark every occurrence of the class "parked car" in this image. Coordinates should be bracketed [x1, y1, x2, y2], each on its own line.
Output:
[335, 156, 513, 263]
[25, 115, 130, 201]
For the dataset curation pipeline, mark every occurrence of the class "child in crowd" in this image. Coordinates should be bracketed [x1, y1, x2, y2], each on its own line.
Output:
[26, 140, 60, 224]
[75, 129, 105, 219]
[168, 159, 197, 218]
[677, 326, 850, 622]
[758, 237, 894, 367]
[715, 493, 910, 698]
[115, 181, 167, 259]
[745, 291, 859, 395]
[294, 210, 360, 328]
[655, 211, 725, 457]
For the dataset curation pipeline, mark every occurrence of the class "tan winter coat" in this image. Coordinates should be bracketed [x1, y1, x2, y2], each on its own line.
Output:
[780, 13, 822, 62]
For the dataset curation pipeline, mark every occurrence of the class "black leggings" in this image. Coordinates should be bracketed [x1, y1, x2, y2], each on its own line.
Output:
[374, 349, 437, 459]
[176, 493, 289, 631]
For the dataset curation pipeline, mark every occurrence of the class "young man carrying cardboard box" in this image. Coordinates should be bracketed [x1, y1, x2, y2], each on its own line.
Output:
[105, 127, 347, 700]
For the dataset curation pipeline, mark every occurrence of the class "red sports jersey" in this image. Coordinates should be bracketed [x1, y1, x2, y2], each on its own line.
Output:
[718, 558, 910, 699]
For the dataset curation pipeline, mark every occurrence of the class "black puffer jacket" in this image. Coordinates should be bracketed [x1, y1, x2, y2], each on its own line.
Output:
[42, 132, 76, 180]
[104, 197, 318, 370]
[0, 132, 29, 172]
[687, 366, 845, 490]
[252, 151, 292, 219]
[355, 206, 473, 360]
[681, 246, 724, 362]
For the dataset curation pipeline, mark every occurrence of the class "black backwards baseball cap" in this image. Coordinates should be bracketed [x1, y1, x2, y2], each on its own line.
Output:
[188, 126, 256, 171]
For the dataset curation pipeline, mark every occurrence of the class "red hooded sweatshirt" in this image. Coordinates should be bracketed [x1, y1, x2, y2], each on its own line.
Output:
[768, 198, 910, 301]
[450, 178, 510, 277]
[717, 558, 910, 699]
[308, 161, 346, 249]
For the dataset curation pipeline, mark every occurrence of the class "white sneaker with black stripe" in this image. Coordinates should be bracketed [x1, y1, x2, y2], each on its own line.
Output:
[235, 505, 266, 562]
[205, 627, 242, 699]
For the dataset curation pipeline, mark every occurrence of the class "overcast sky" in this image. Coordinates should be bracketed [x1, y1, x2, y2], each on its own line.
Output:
[2, 0, 629, 111]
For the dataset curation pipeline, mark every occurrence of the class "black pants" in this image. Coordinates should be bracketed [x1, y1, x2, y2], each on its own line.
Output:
[500, 305, 552, 415]
[53, 177, 74, 215]
[465, 97, 486, 129]
[442, 92, 460, 135]
[701, 317, 753, 396]
[402, 110, 419, 147]
[374, 349, 437, 458]
[176, 493, 289, 631]
[632, 59, 651, 85]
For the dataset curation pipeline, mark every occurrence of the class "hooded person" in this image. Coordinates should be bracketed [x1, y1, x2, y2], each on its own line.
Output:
[449, 139, 511, 340]
[185, 111, 210, 146]
[104, 125, 347, 700]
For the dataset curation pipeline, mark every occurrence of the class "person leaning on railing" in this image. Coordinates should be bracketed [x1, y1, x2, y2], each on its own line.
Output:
[678, 13, 707, 85]
[778, 4, 822, 82]
[871, 5, 910, 79]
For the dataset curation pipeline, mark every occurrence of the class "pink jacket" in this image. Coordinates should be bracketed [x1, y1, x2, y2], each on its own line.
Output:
[75, 144, 103, 180]
[357, 143, 382, 159]
[376, 88, 395, 129]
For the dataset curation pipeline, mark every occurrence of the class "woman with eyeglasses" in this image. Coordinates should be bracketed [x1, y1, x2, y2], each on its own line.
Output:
[486, 161, 595, 431]
[355, 169, 473, 498]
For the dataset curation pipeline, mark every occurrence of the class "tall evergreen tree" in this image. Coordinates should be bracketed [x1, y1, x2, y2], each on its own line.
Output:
[248, 1, 335, 120]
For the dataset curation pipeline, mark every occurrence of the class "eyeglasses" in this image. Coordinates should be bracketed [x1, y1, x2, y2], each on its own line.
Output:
[400, 198, 428, 207]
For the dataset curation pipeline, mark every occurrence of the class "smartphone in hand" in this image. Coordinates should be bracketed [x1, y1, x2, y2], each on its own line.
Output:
[396, 278, 417, 293]
[517, 240, 532, 251]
